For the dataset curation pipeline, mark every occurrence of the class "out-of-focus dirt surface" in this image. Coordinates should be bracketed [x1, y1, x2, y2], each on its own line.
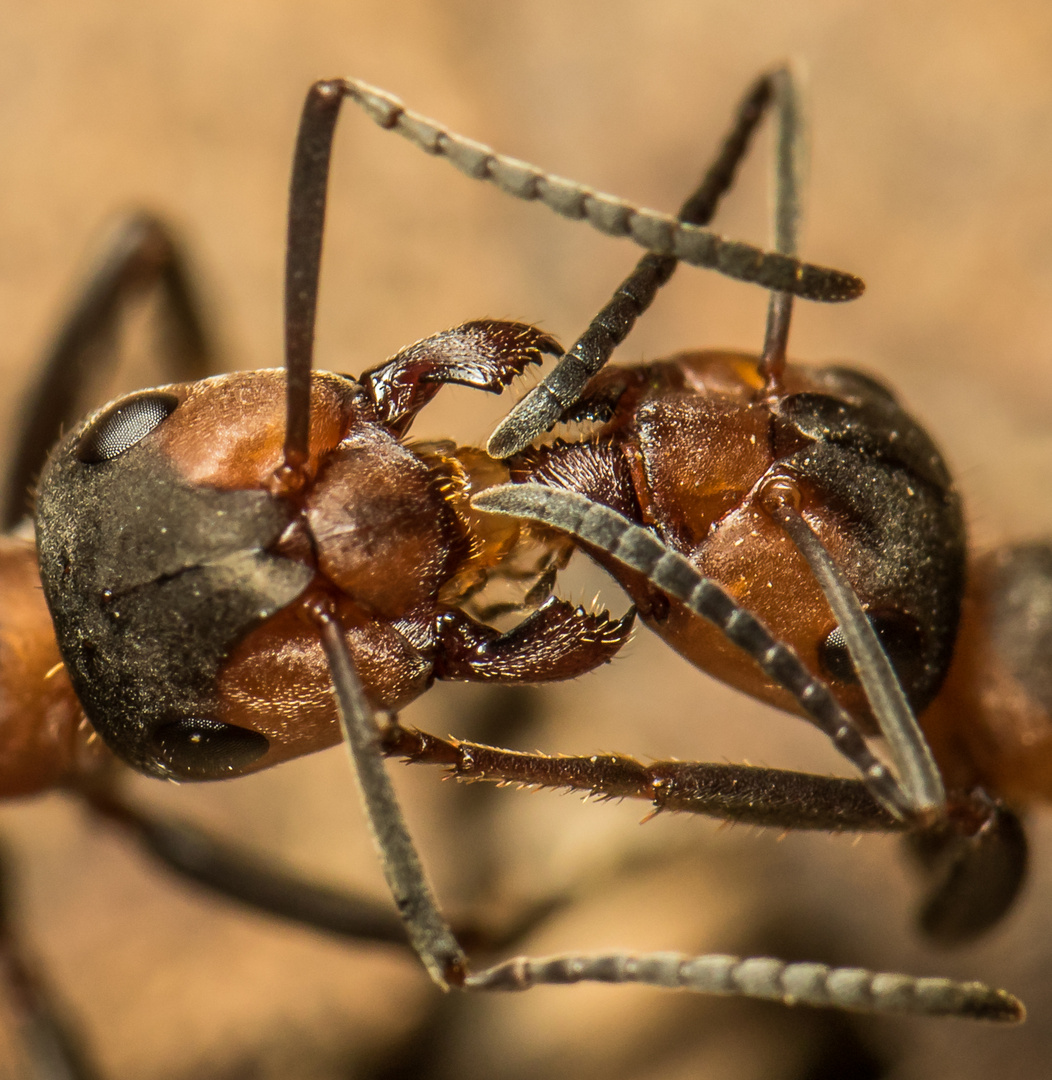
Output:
[2, 2, 1052, 1078]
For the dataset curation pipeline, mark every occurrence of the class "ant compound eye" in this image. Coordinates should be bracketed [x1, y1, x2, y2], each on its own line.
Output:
[76, 392, 179, 463]
[818, 611, 926, 687]
[817, 624, 855, 683]
[150, 717, 269, 779]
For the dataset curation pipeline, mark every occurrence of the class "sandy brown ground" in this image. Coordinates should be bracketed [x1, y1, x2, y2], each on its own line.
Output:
[2, 2, 1052, 1078]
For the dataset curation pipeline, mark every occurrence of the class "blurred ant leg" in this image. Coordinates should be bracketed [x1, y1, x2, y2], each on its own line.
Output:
[489, 69, 776, 456]
[758, 66, 804, 392]
[0, 842, 100, 1080]
[81, 783, 408, 947]
[475, 483, 913, 820]
[78, 779, 552, 955]
[4, 213, 213, 528]
[908, 799, 1028, 945]
[383, 725, 900, 833]
[310, 597, 1021, 1019]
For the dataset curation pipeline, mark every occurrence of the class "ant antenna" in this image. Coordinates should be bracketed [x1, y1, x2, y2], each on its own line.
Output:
[488, 71, 777, 458]
[311, 600, 467, 989]
[760, 480, 947, 816]
[278, 73, 862, 479]
[280, 82, 344, 487]
[472, 483, 914, 822]
[758, 65, 803, 393]
[335, 78, 862, 301]
[302, 491, 1020, 1021]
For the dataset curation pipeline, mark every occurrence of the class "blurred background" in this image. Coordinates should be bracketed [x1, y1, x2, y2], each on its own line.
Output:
[3, 1, 1052, 1077]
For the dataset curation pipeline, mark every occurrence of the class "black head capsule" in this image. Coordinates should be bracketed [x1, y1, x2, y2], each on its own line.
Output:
[35, 379, 314, 779]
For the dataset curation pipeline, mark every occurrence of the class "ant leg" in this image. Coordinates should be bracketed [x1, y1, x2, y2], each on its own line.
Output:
[383, 724, 899, 833]
[4, 214, 212, 529]
[78, 776, 554, 956]
[0, 841, 100, 1080]
[488, 70, 777, 456]
[81, 783, 409, 947]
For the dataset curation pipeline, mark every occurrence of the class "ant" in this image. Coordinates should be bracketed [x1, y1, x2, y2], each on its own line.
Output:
[1, 64, 1033, 1071]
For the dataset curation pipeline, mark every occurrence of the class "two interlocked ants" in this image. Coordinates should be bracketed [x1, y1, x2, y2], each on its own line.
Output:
[1, 66, 1042, 1066]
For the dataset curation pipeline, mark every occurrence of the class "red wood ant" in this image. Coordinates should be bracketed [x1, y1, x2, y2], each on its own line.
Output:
[1, 67, 1033, 1067]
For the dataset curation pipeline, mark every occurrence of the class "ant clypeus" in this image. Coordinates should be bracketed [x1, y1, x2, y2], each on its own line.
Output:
[1, 65, 1036, 1071]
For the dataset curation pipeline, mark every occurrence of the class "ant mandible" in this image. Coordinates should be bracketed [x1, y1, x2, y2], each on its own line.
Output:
[5, 66, 1032, 1049]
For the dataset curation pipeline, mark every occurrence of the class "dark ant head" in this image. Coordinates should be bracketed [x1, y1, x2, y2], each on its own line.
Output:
[34, 373, 344, 779]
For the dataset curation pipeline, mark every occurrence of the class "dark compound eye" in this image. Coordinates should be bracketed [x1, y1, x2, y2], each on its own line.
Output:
[76, 392, 179, 463]
[818, 611, 926, 689]
[150, 717, 269, 780]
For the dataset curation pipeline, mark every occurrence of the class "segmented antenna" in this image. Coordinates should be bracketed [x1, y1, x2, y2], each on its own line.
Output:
[337, 78, 862, 302]
[762, 487, 947, 816]
[280, 75, 862, 478]
[467, 952, 1022, 1021]
[488, 70, 779, 458]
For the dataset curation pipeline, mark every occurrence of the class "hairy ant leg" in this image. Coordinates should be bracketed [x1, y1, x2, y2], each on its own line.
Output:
[381, 725, 899, 832]
[0, 842, 100, 1080]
